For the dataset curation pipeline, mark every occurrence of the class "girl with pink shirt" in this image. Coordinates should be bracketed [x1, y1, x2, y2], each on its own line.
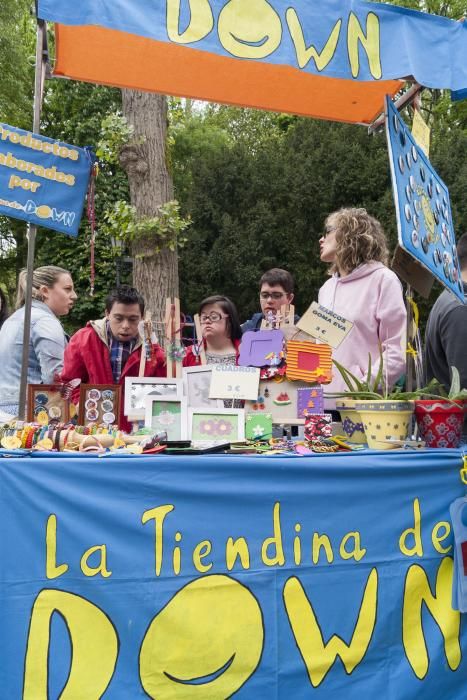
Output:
[318, 207, 407, 409]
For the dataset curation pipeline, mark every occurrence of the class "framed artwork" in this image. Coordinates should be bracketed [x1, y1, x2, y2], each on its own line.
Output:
[124, 377, 183, 420]
[286, 341, 332, 383]
[238, 330, 285, 368]
[78, 384, 121, 425]
[297, 386, 324, 418]
[245, 413, 272, 441]
[385, 96, 464, 302]
[188, 408, 245, 442]
[27, 384, 70, 424]
[144, 396, 188, 440]
[245, 379, 311, 425]
[183, 366, 224, 409]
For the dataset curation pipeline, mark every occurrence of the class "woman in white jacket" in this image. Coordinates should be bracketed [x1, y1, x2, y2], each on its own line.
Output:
[318, 207, 407, 407]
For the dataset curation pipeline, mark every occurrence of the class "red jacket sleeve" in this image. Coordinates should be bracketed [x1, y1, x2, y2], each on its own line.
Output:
[145, 344, 167, 377]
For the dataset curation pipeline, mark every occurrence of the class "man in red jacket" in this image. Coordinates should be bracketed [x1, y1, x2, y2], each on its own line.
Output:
[61, 285, 166, 432]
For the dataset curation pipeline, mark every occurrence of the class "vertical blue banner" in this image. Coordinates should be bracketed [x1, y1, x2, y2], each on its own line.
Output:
[386, 97, 464, 303]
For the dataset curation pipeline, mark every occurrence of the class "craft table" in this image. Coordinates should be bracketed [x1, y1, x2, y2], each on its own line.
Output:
[1, 449, 466, 699]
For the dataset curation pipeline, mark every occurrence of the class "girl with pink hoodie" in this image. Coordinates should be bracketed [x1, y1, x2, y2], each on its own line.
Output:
[318, 207, 406, 409]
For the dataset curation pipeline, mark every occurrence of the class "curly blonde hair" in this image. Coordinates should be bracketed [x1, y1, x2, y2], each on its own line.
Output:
[325, 207, 389, 275]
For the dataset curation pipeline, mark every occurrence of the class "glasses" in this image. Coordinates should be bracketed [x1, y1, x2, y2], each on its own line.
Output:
[199, 312, 228, 323]
[260, 292, 286, 300]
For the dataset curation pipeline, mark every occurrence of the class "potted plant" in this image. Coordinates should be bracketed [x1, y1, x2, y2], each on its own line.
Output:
[329, 355, 442, 449]
[331, 356, 384, 444]
[414, 368, 467, 448]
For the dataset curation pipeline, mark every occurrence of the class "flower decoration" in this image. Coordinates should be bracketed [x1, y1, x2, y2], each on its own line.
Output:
[156, 410, 176, 427]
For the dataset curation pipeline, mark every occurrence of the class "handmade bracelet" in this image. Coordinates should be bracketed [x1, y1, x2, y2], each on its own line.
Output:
[25, 427, 37, 449]
[63, 426, 75, 448]
[54, 427, 63, 451]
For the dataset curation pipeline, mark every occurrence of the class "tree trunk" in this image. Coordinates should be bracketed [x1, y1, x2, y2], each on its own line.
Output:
[120, 90, 179, 334]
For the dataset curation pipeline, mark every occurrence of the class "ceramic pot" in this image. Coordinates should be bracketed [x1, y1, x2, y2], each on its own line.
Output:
[414, 400, 465, 448]
[354, 400, 414, 450]
[335, 398, 366, 444]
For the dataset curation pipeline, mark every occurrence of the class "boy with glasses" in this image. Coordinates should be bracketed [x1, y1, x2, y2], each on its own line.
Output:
[241, 268, 298, 333]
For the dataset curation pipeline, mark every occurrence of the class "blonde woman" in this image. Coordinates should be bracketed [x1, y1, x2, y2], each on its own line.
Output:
[0, 266, 77, 416]
[318, 207, 406, 405]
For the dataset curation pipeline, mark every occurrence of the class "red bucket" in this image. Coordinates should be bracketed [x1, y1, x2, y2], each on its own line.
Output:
[414, 400, 465, 448]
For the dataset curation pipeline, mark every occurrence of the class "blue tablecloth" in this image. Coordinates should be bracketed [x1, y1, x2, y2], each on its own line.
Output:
[1, 449, 466, 698]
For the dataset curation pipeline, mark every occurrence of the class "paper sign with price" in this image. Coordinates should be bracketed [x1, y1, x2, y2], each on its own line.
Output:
[297, 302, 354, 348]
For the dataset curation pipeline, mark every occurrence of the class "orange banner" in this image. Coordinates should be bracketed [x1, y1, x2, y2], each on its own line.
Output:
[54, 24, 402, 125]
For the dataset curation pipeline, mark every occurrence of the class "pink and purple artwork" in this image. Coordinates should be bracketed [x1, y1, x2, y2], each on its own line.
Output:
[297, 386, 324, 418]
[239, 330, 285, 368]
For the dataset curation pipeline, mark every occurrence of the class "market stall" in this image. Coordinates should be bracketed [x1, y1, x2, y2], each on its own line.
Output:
[1, 448, 465, 698]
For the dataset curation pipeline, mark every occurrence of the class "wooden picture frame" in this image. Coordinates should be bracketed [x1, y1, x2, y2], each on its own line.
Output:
[286, 341, 333, 383]
[144, 396, 188, 440]
[188, 408, 245, 442]
[238, 329, 285, 367]
[78, 384, 122, 425]
[27, 384, 70, 424]
[182, 366, 224, 409]
[124, 377, 183, 420]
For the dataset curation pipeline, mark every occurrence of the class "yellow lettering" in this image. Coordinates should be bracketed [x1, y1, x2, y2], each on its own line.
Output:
[283, 569, 378, 686]
[218, 0, 282, 59]
[80, 544, 112, 578]
[193, 539, 213, 573]
[23, 589, 118, 699]
[140, 575, 264, 698]
[312, 533, 334, 564]
[226, 536, 251, 570]
[399, 498, 423, 557]
[142, 504, 174, 576]
[402, 558, 461, 679]
[339, 531, 366, 561]
[347, 12, 382, 79]
[431, 521, 452, 554]
[45, 514, 68, 579]
[261, 501, 285, 566]
[166, 0, 213, 44]
[173, 531, 182, 575]
[287, 12, 341, 70]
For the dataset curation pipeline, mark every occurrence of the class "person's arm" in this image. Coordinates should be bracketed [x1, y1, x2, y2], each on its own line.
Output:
[60, 330, 89, 384]
[375, 274, 407, 387]
[145, 344, 167, 377]
[438, 305, 467, 388]
[32, 317, 67, 384]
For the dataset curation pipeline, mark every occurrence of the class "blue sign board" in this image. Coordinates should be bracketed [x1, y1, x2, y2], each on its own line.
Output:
[0, 123, 92, 236]
[385, 97, 464, 303]
[0, 449, 465, 698]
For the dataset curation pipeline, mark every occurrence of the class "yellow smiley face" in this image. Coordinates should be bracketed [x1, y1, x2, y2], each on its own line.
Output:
[35, 205, 52, 219]
[420, 194, 436, 242]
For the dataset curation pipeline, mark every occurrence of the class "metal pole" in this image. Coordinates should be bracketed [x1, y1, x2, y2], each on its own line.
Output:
[17, 19, 46, 420]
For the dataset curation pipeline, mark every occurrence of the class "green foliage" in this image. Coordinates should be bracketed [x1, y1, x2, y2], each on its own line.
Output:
[103, 199, 190, 255]
[96, 112, 135, 164]
[328, 355, 443, 400]
[33, 80, 130, 332]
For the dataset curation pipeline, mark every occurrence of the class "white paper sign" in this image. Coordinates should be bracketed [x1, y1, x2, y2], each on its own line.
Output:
[297, 302, 353, 348]
[209, 365, 260, 400]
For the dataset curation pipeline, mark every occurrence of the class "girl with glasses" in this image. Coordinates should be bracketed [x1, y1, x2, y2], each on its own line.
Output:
[184, 295, 243, 368]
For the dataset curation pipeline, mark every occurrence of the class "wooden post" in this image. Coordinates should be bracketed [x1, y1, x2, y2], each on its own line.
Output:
[193, 314, 206, 365]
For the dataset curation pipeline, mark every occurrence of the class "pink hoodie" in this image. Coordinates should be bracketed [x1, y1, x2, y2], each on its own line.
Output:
[318, 262, 407, 408]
